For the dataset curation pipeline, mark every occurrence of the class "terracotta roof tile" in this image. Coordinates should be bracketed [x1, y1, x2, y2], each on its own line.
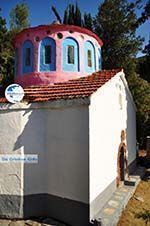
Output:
[0, 69, 122, 104]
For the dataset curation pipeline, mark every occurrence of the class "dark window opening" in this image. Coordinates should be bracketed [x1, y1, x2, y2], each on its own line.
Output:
[47, 30, 51, 34]
[57, 33, 63, 39]
[35, 36, 40, 42]
[44, 45, 51, 64]
[67, 45, 74, 64]
[87, 50, 92, 67]
[25, 48, 31, 66]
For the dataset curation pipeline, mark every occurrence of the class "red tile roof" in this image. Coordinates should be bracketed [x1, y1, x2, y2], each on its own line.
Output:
[0, 69, 122, 104]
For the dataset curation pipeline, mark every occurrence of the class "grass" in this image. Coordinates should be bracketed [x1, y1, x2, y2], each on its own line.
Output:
[117, 168, 150, 226]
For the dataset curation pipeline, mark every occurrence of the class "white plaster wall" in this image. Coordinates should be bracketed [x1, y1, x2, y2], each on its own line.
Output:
[46, 106, 89, 203]
[0, 110, 23, 196]
[21, 109, 48, 195]
[22, 105, 89, 203]
[0, 101, 89, 204]
[125, 87, 136, 164]
[89, 72, 136, 203]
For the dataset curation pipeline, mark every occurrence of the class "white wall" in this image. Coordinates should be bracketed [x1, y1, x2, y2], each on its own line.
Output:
[125, 87, 136, 164]
[46, 106, 89, 203]
[89, 72, 136, 205]
[0, 100, 89, 204]
[0, 110, 23, 197]
[22, 104, 89, 203]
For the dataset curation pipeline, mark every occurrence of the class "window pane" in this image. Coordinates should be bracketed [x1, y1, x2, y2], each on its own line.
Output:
[87, 50, 92, 67]
[25, 48, 31, 66]
[45, 45, 51, 64]
[67, 45, 74, 64]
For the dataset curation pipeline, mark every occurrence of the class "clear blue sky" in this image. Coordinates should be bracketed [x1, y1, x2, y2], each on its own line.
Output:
[1, 0, 149, 57]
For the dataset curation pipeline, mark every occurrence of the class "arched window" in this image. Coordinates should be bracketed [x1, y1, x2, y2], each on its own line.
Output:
[22, 40, 34, 74]
[84, 41, 96, 73]
[62, 38, 79, 72]
[39, 37, 56, 72]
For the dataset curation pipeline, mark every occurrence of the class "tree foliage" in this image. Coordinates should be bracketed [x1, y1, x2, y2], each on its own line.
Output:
[127, 73, 150, 147]
[136, 38, 150, 82]
[0, 2, 30, 88]
[137, 0, 150, 25]
[94, 0, 143, 74]
[9, 1, 29, 33]
[0, 8, 13, 86]
[52, 2, 93, 29]
[94, 0, 149, 146]
[143, 40, 150, 56]
[63, 3, 82, 26]
[83, 13, 93, 30]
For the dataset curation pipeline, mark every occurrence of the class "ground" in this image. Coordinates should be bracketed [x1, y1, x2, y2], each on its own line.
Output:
[117, 168, 150, 226]
[0, 218, 68, 226]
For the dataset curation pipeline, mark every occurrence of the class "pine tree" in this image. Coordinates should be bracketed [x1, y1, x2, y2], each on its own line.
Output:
[0, 2, 30, 87]
[68, 4, 74, 25]
[127, 73, 150, 147]
[75, 2, 82, 27]
[94, 0, 149, 146]
[9, 1, 30, 33]
[0, 8, 13, 86]
[63, 7, 68, 24]
[136, 40, 150, 83]
[137, 0, 150, 25]
[53, 2, 92, 29]
[63, 3, 82, 26]
[94, 0, 143, 74]
[83, 13, 93, 30]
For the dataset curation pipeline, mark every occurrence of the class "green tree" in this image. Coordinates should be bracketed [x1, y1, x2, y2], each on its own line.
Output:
[0, 8, 13, 86]
[137, 0, 150, 26]
[127, 73, 150, 147]
[94, 0, 149, 146]
[1, 2, 30, 88]
[63, 3, 82, 26]
[75, 2, 82, 26]
[83, 13, 93, 30]
[143, 40, 150, 56]
[136, 40, 150, 83]
[9, 1, 29, 33]
[52, 2, 93, 29]
[63, 7, 68, 24]
[94, 0, 143, 74]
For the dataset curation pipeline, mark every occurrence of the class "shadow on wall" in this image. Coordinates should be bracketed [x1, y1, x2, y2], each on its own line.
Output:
[12, 108, 49, 218]
[126, 87, 137, 174]
[10, 106, 90, 226]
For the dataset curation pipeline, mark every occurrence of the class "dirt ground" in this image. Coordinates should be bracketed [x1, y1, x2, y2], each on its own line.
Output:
[117, 168, 150, 226]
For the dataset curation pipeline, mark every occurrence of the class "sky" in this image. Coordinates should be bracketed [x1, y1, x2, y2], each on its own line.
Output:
[0, 0, 149, 57]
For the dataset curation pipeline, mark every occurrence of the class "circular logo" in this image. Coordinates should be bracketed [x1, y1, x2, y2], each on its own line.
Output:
[5, 84, 24, 104]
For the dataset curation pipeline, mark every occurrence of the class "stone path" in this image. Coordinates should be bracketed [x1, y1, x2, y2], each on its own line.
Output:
[95, 166, 145, 226]
[0, 218, 67, 226]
